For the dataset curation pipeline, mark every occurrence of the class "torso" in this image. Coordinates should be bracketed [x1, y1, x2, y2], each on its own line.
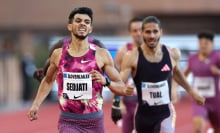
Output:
[133, 45, 174, 129]
[189, 51, 220, 99]
[55, 38, 104, 114]
[134, 45, 173, 106]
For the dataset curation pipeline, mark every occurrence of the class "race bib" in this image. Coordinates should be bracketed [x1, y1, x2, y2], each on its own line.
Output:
[63, 72, 92, 100]
[193, 77, 215, 98]
[141, 80, 170, 106]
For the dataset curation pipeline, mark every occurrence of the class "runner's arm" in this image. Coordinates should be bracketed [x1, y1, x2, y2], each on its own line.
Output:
[171, 48, 205, 105]
[93, 48, 133, 96]
[114, 46, 126, 70]
[210, 53, 220, 75]
[120, 50, 136, 83]
[27, 49, 60, 121]
[32, 50, 59, 107]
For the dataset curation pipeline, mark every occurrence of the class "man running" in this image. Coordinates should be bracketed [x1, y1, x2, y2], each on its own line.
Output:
[120, 16, 205, 133]
[184, 31, 220, 133]
[27, 7, 133, 133]
[111, 17, 143, 133]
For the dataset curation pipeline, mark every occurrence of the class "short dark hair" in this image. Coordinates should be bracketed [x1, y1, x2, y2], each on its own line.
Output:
[68, 7, 93, 24]
[128, 17, 143, 31]
[142, 16, 162, 30]
[197, 31, 214, 41]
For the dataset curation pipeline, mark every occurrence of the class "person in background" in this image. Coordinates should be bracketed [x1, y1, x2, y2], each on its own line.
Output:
[21, 52, 37, 102]
[184, 31, 220, 133]
[111, 17, 143, 133]
[0, 38, 22, 105]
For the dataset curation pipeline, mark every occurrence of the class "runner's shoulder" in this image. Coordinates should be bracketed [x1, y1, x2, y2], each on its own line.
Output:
[51, 48, 62, 60]
[124, 47, 138, 60]
[166, 46, 181, 61]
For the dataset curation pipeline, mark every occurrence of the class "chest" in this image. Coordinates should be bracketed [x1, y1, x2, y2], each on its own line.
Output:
[60, 50, 98, 72]
[138, 55, 172, 81]
[190, 58, 216, 75]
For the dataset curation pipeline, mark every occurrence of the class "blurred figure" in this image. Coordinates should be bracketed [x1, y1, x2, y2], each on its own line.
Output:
[111, 17, 143, 133]
[21, 52, 37, 102]
[0, 38, 22, 106]
[184, 31, 220, 133]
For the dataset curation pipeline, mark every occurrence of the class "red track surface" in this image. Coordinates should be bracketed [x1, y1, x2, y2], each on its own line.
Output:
[0, 97, 200, 133]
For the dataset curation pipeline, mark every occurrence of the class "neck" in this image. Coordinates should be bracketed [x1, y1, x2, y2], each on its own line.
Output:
[142, 43, 161, 55]
[69, 35, 89, 51]
[132, 40, 142, 48]
[198, 51, 211, 60]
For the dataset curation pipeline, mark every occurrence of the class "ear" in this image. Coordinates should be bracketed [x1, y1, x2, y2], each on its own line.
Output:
[88, 26, 93, 34]
[160, 29, 163, 35]
[129, 31, 133, 36]
[141, 30, 145, 36]
[67, 24, 72, 31]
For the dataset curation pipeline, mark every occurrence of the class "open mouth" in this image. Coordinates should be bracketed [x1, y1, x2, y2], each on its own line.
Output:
[148, 39, 156, 45]
[78, 28, 86, 33]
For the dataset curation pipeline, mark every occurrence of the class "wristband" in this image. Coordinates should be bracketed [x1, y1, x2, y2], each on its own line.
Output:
[104, 77, 111, 86]
[112, 105, 121, 110]
[112, 96, 120, 103]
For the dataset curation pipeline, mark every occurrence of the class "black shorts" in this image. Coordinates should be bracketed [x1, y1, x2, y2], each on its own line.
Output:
[135, 103, 175, 133]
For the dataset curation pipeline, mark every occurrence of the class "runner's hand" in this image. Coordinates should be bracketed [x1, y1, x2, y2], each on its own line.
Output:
[90, 70, 106, 85]
[210, 65, 220, 75]
[192, 92, 205, 105]
[124, 85, 134, 96]
[33, 68, 44, 82]
[111, 102, 122, 124]
[27, 105, 39, 121]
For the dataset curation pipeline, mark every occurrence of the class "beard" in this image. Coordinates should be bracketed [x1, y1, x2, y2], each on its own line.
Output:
[71, 27, 90, 40]
[74, 34, 89, 40]
[144, 37, 160, 49]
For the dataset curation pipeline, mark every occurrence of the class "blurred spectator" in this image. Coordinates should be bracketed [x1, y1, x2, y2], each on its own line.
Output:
[21, 52, 37, 102]
[0, 38, 22, 106]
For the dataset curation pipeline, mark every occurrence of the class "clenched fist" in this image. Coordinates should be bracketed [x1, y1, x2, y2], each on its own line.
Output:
[27, 105, 39, 121]
[124, 85, 134, 96]
[191, 92, 206, 105]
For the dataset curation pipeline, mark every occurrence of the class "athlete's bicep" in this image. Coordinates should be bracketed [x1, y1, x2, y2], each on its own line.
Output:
[44, 49, 60, 83]
[100, 49, 122, 82]
[171, 48, 181, 67]
[44, 62, 57, 83]
[120, 52, 134, 83]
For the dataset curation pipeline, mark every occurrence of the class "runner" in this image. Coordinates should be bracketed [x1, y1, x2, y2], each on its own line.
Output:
[120, 16, 205, 133]
[27, 7, 134, 133]
[184, 31, 220, 133]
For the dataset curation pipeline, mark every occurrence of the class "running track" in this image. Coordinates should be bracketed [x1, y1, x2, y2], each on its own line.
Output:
[0, 96, 208, 133]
